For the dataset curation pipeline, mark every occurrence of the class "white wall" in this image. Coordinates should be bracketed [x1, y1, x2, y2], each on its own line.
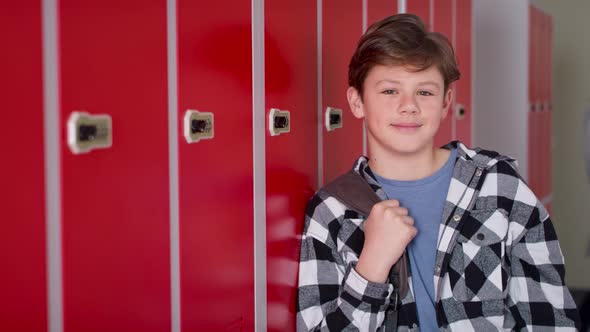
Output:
[472, 0, 529, 179]
[532, 0, 590, 289]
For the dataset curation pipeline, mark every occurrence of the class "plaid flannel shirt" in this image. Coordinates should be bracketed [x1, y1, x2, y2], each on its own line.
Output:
[297, 141, 580, 331]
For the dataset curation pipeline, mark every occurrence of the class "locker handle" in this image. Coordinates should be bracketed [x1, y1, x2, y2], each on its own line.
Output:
[67, 111, 112, 154]
[184, 110, 214, 143]
[269, 108, 290, 136]
[325, 107, 343, 131]
[455, 104, 466, 120]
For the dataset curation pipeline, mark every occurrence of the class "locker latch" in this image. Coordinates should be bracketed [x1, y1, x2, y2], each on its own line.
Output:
[184, 110, 214, 143]
[455, 104, 466, 120]
[269, 108, 290, 136]
[67, 111, 112, 154]
[325, 107, 343, 131]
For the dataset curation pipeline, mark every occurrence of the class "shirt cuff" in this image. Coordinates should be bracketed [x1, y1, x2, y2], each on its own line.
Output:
[342, 264, 395, 306]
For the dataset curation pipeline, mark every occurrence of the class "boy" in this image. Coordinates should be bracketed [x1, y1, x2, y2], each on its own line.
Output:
[297, 14, 580, 331]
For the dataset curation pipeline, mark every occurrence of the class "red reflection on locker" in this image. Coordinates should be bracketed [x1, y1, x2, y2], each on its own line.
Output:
[323, 0, 364, 184]
[0, 2, 47, 331]
[177, 1, 255, 331]
[266, 1, 318, 331]
[454, 0, 472, 146]
[59, 2, 171, 331]
[367, 0, 398, 27]
[432, 0, 453, 147]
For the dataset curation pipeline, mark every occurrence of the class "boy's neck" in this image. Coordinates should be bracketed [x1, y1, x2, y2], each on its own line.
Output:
[368, 147, 451, 181]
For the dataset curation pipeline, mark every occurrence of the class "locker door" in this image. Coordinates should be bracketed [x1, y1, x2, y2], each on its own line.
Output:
[432, 0, 453, 147]
[59, 2, 171, 331]
[0, 2, 47, 331]
[531, 6, 542, 196]
[177, 1, 254, 330]
[539, 11, 548, 199]
[454, 0, 472, 145]
[323, 0, 364, 184]
[547, 14, 553, 207]
[367, 0, 398, 27]
[527, 4, 537, 192]
[406, 0, 431, 29]
[266, 1, 318, 331]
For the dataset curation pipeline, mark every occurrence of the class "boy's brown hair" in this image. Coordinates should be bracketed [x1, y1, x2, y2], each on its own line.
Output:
[348, 14, 460, 98]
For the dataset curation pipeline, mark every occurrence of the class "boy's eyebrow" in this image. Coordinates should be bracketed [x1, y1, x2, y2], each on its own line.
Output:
[417, 81, 442, 88]
[375, 79, 401, 85]
[375, 80, 441, 89]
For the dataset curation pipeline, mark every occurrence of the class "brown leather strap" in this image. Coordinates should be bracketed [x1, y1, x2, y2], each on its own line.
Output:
[323, 170, 409, 299]
[322, 170, 381, 216]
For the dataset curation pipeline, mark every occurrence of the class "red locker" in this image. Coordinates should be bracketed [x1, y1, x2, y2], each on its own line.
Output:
[432, 0, 454, 147]
[265, 1, 318, 331]
[0, 2, 48, 331]
[530, 6, 542, 197]
[539, 11, 548, 199]
[323, 0, 364, 184]
[59, 2, 171, 331]
[543, 12, 552, 201]
[547, 14, 553, 201]
[177, 1, 254, 330]
[527, 4, 537, 193]
[367, 0, 398, 27]
[536, 7, 543, 197]
[454, 0, 472, 146]
[406, 0, 431, 29]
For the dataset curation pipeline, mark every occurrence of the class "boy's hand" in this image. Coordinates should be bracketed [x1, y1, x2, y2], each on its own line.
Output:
[355, 199, 417, 283]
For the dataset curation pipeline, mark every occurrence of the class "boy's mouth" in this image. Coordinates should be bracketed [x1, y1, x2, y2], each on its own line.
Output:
[391, 122, 422, 130]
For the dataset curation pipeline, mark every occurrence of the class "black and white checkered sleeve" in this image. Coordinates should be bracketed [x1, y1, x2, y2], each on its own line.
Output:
[296, 192, 394, 332]
[501, 166, 581, 330]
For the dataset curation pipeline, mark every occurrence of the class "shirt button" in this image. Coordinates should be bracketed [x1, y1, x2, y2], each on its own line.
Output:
[412, 323, 418, 329]
[453, 214, 461, 221]
[475, 168, 483, 176]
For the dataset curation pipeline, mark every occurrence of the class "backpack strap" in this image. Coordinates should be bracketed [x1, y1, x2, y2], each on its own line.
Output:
[323, 170, 382, 216]
[322, 170, 409, 300]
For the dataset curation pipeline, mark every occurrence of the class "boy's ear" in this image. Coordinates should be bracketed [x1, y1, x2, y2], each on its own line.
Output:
[347, 86, 365, 119]
[441, 88, 453, 119]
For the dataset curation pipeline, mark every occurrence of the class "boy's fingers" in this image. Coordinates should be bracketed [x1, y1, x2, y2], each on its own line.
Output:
[383, 206, 408, 216]
[378, 199, 400, 208]
[401, 216, 415, 226]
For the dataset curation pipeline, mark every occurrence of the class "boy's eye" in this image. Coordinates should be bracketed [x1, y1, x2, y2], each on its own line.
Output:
[417, 90, 434, 96]
[382, 89, 397, 95]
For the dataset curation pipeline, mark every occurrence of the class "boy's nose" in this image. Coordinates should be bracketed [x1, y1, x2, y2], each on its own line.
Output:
[398, 96, 419, 114]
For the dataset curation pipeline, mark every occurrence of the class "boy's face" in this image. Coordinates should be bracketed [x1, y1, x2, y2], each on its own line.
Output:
[347, 64, 452, 157]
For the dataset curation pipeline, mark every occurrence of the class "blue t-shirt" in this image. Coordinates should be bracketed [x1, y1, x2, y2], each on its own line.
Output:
[374, 148, 457, 331]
